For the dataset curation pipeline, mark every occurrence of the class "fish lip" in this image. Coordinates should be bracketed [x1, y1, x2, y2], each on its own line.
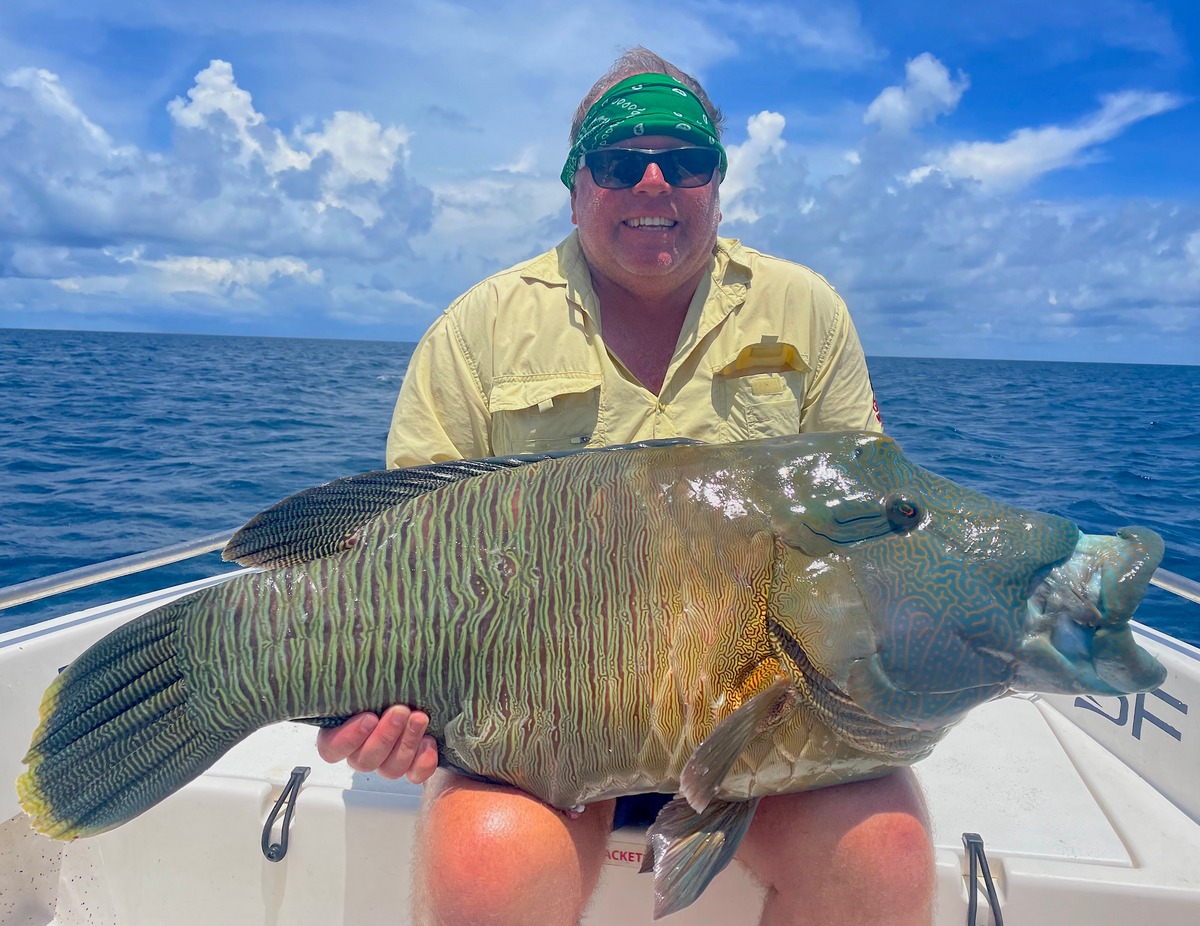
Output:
[1029, 526, 1164, 630]
[1017, 526, 1166, 694]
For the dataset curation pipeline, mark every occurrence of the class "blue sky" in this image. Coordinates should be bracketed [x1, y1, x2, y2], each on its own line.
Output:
[1, 1, 1196, 363]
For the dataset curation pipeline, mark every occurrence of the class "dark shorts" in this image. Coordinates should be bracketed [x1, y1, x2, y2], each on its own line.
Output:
[612, 792, 673, 830]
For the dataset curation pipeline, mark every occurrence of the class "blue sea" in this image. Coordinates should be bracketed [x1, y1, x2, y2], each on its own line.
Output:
[2, 328, 1197, 646]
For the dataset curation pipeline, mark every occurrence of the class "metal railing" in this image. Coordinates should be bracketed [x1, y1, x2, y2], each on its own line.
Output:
[1152, 568, 1200, 606]
[2, 531, 1198, 613]
[0, 531, 234, 612]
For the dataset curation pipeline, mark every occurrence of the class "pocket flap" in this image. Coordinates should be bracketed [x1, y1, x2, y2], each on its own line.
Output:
[489, 374, 602, 413]
[714, 342, 810, 377]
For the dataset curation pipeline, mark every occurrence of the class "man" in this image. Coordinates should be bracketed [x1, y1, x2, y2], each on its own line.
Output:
[318, 48, 934, 926]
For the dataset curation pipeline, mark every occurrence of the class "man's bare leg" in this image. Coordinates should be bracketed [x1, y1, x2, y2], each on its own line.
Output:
[412, 770, 616, 926]
[737, 770, 934, 926]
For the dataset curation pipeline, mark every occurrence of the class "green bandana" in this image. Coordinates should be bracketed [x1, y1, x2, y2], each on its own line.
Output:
[561, 73, 727, 190]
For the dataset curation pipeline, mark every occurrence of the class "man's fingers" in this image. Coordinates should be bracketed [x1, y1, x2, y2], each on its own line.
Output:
[407, 737, 440, 785]
[315, 707, 436, 780]
[378, 709, 431, 779]
[316, 713, 378, 763]
[346, 704, 411, 774]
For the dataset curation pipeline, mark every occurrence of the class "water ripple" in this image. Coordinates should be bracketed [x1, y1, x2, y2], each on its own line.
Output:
[2, 334, 1196, 645]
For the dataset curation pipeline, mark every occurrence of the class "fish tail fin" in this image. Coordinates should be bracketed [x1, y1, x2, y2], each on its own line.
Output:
[18, 601, 246, 839]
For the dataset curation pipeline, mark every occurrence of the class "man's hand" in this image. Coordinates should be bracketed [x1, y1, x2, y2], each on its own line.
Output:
[316, 706, 439, 782]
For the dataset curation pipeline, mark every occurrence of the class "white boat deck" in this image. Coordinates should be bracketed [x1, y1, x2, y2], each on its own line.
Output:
[2, 577, 1198, 925]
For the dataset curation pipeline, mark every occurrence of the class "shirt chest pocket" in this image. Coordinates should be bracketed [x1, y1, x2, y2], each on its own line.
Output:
[489, 375, 603, 455]
[713, 343, 809, 440]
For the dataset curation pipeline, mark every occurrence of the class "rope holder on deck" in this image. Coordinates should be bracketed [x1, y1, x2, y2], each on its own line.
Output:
[262, 765, 311, 862]
[962, 832, 1004, 925]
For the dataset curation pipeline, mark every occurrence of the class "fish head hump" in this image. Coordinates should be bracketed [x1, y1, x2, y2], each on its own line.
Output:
[753, 431, 1165, 735]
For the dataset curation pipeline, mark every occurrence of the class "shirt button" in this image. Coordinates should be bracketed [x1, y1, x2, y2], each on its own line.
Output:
[656, 402, 667, 413]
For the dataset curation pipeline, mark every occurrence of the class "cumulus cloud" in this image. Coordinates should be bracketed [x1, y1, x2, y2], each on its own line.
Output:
[0, 0, 884, 338]
[721, 111, 787, 223]
[1, 61, 432, 256]
[864, 53, 969, 134]
[921, 90, 1186, 190]
[167, 60, 309, 173]
[3, 67, 121, 152]
[0, 9, 1194, 362]
[0, 59, 432, 327]
[167, 62, 414, 226]
[723, 85, 1198, 364]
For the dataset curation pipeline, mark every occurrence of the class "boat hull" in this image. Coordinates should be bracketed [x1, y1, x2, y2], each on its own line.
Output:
[3, 575, 1199, 925]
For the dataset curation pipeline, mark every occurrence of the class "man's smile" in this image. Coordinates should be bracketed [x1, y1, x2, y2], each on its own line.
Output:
[624, 216, 678, 229]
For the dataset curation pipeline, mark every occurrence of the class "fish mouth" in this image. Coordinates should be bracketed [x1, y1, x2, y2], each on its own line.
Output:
[1015, 526, 1166, 694]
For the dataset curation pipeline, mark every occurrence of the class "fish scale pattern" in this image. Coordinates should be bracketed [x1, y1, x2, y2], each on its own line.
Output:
[175, 443, 793, 807]
[19, 432, 1166, 849]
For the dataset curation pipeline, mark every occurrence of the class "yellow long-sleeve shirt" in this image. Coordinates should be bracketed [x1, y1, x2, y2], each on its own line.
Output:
[387, 231, 881, 468]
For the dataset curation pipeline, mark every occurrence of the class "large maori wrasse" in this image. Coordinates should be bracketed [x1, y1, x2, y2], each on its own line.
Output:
[19, 433, 1167, 917]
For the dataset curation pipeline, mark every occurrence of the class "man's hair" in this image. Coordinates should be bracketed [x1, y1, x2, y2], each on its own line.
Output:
[569, 47, 725, 146]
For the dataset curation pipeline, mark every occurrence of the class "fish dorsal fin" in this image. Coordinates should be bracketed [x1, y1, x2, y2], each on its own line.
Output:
[223, 438, 702, 569]
[223, 460, 526, 568]
[679, 677, 799, 813]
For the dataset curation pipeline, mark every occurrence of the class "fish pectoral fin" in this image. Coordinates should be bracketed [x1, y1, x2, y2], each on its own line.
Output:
[640, 795, 761, 919]
[680, 677, 798, 812]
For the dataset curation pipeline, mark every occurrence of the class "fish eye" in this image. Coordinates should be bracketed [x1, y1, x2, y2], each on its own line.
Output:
[885, 494, 922, 531]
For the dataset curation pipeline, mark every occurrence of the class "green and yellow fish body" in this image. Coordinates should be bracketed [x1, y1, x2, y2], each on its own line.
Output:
[19, 432, 1167, 917]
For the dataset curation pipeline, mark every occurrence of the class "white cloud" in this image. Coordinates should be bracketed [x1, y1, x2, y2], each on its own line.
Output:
[3, 67, 121, 152]
[418, 173, 570, 284]
[0, 6, 1195, 361]
[864, 53, 969, 134]
[0, 0, 884, 337]
[1, 59, 431, 255]
[1187, 232, 1200, 264]
[168, 60, 309, 173]
[699, 0, 880, 64]
[164, 61, 414, 226]
[0, 58, 433, 327]
[722, 97, 1199, 364]
[920, 90, 1186, 190]
[300, 111, 413, 224]
[51, 253, 323, 302]
[143, 255, 323, 296]
[721, 111, 787, 223]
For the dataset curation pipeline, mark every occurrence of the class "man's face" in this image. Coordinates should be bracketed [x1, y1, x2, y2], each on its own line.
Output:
[570, 135, 721, 296]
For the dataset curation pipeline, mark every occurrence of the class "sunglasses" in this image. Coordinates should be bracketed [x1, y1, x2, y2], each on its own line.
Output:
[580, 147, 722, 190]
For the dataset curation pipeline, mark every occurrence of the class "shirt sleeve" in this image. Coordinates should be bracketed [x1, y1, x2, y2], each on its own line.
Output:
[385, 312, 493, 468]
[800, 291, 884, 434]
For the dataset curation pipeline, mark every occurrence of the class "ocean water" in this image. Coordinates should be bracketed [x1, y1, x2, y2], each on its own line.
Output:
[1, 328, 1197, 645]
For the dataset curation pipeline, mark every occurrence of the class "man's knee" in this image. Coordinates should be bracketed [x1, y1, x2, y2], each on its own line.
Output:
[831, 800, 934, 911]
[413, 773, 614, 926]
[740, 771, 934, 922]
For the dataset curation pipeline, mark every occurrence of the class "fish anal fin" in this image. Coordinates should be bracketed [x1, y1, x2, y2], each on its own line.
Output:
[642, 795, 761, 919]
[292, 715, 354, 729]
[679, 677, 798, 813]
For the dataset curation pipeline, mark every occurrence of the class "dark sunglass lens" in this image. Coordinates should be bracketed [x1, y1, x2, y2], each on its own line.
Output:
[664, 149, 719, 187]
[587, 151, 646, 189]
[585, 148, 720, 189]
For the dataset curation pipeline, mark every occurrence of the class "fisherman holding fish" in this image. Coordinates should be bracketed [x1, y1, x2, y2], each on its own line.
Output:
[318, 49, 933, 926]
[21, 47, 1167, 922]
